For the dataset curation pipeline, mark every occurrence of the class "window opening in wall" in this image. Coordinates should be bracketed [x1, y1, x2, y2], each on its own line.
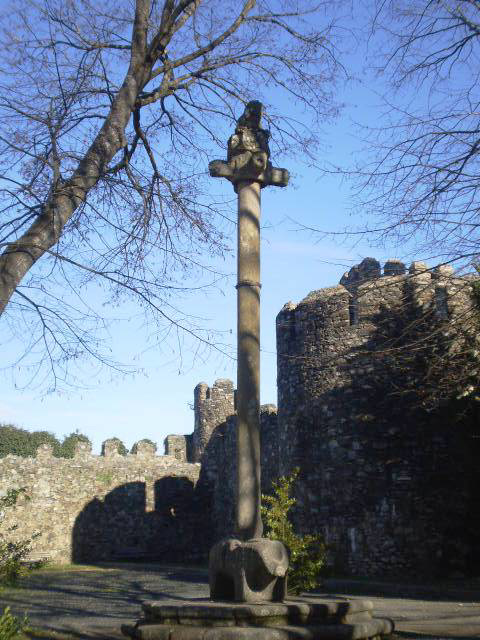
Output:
[206, 388, 211, 399]
[349, 298, 358, 326]
[288, 316, 296, 339]
[435, 286, 448, 319]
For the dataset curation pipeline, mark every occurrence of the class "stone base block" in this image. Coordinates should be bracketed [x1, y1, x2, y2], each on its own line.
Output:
[209, 537, 289, 603]
[122, 598, 394, 639]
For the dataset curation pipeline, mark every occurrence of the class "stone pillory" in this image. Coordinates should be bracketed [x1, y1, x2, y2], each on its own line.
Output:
[123, 115, 395, 640]
[208, 100, 290, 604]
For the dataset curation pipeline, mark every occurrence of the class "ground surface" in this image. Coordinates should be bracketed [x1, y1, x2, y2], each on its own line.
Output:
[0, 564, 479, 639]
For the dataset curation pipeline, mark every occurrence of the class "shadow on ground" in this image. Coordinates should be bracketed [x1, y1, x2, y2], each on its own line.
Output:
[323, 577, 480, 603]
[1, 564, 209, 640]
[1, 564, 479, 639]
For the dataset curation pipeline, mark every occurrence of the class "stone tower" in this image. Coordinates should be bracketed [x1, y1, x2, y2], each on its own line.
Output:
[276, 258, 478, 576]
[192, 379, 235, 462]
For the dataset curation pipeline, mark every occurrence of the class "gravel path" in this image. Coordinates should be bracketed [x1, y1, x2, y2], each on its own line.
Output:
[0, 564, 478, 639]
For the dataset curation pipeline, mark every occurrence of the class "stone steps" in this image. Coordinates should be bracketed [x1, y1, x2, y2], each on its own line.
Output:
[122, 598, 394, 640]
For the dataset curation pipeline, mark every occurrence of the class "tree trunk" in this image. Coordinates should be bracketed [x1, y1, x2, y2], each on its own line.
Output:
[0, 0, 150, 315]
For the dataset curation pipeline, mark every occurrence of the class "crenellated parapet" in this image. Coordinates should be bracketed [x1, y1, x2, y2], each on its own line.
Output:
[278, 258, 475, 341]
[164, 434, 190, 462]
[30, 438, 165, 460]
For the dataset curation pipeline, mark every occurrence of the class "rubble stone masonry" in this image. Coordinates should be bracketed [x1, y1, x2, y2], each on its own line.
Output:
[275, 259, 479, 576]
[0, 439, 202, 564]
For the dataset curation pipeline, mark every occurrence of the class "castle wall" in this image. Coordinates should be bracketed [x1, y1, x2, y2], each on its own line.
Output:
[276, 259, 478, 577]
[0, 439, 204, 564]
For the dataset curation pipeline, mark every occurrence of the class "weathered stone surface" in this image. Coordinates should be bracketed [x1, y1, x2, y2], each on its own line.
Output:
[208, 100, 290, 590]
[275, 259, 479, 577]
[192, 393, 279, 543]
[208, 100, 289, 191]
[131, 440, 157, 457]
[174, 259, 478, 578]
[142, 599, 375, 624]
[193, 380, 235, 463]
[209, 538, 289, 603]
[122, 598, 394, 639]
[209, 160, 289, 189]
[0, 440, 203, 564]
[164, 434, 190, 462]
[124, 620, 393, 639]
[4, 256, 478, 579]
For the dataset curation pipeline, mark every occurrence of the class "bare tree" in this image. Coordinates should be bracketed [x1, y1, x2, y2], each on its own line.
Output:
[0, 0, 345, 390]
[305, 1, 480, 409]
[352, 0, 480, 270]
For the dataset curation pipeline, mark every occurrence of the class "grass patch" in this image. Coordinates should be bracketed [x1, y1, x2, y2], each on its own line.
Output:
[32, 564, 115, 574]
[23, 627, 122, 639]
[24, 629, 78, 639]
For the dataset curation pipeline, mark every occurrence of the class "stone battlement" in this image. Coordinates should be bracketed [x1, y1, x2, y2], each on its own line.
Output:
[15, 437, 166, 460]
[278, 258, 474, 336]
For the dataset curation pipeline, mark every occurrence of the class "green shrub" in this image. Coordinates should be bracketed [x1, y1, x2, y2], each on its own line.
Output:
[103, 437, 127, 456]
[0, 425, 91, 459]
[0, 489, 39, 585]
[0, 426, 61, 458]
[261, 468, 328, 595]
[0, 607, 27, 640]
[59, 431, 91, 458]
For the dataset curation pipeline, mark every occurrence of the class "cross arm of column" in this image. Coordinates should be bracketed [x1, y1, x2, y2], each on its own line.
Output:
[209, 160, 289, 189]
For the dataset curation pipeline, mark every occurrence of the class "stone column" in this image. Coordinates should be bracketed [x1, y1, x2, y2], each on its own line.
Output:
[208, 101, 290, 603]
[236, 179, 262, 540]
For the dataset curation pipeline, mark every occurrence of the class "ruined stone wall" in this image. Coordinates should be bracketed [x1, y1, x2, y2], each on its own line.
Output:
[8, 255, 477, 575]
[0, 439, 204, 565]
[276, 258, 479, 577]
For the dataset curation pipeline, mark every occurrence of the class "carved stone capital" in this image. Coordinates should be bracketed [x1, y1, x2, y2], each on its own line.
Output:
[209, 100, 289, 190]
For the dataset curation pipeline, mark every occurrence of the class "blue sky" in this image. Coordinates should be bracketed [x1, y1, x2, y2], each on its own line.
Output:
[0, 6, 407, 453]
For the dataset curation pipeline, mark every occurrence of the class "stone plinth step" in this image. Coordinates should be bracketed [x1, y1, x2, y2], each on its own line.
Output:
[122, 619, 393, 639]
[122, 598, 394, 639]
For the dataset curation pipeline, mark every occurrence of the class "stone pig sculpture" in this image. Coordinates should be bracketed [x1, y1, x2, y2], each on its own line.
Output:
[209, 537, 289, 603]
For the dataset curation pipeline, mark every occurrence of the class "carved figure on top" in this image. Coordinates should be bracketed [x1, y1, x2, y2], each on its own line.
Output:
[209, 100, 289, 190]
[227, 101, 270, 176]
[237, 100, 264, 129]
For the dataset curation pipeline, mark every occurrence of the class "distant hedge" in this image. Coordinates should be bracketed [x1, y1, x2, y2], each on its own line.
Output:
[0, 425, 91, 458]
